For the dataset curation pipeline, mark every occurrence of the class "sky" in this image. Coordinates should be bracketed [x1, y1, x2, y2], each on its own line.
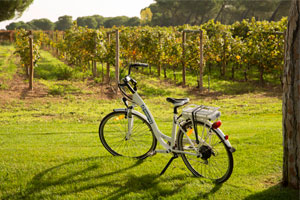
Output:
[0, 0, 155, 29]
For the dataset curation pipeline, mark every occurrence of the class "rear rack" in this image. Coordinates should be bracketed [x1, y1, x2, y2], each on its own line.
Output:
[182, 104, 221, 122]
[182, 104, 221, 144]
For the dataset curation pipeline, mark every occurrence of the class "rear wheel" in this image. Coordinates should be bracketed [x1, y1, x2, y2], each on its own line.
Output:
[177, 121, 233, 183]
[99, 111, 157, 159]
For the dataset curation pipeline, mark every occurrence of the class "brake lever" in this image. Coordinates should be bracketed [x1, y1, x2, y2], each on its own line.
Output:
[122, 97, 129, 108]
[130, 78, 137, 85]
[130, 78, 137, 91]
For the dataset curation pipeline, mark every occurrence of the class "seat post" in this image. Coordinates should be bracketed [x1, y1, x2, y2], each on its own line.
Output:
[174, 106, 178, 114]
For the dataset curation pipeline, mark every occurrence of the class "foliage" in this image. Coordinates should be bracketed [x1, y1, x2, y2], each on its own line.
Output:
[140, 8, 153, 25]
[104, 16, 130, 28]
[6, 18, 54, 31]
[6, 21, 31, 30]
[77, 16, 98, 29]
[27, 18, 54, 31]
[56, 24, 106, 71]
[146, 0, 290, 26]
[14, 29, 41, 72]
[7, 15, 141, 31]
[30, 18, 287, 85]
[0, 0, 34, 22]
[55, 15, 73, 31]
[125, 17, 141, 27]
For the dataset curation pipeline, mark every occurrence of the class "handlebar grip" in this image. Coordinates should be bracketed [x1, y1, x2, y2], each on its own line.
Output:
[130, 63, 148, 68]
[128, 63, 148, 75]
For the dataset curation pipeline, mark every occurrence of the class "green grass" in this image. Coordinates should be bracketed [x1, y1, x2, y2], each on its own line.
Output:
[139, 65, 281, 96]
[0, 45, 298, 199]
[0, 45, 17, 89]
[35, 51, 76, 80]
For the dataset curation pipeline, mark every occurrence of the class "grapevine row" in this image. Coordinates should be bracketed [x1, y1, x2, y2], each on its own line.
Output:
[15, 18, 287, 88]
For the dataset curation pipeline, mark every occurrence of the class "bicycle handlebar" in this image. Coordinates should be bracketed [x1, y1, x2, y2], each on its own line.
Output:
[128, 63, 148, 76]
[119, 63, 148, 97]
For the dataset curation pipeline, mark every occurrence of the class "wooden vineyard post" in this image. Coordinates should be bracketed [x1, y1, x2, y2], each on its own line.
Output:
[182, 31, 186, 86]
[158, 33, 162, 78]
[9, 31, 13, 43]
[28, 30, 34, 90]
[55, 31, 59, 56]
[93, 33, 97, 78]
[199, 30, 204, 91]
[106, 32, 111, 83]
[51, 31, 54, 53]
[115, 29, 120, 90]
[222, 33, 226, 77]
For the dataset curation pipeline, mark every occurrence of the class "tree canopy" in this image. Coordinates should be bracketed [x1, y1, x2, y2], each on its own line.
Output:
[144, 0, 291, 26]
[4, 0, 291, 30]
[55, 15, 73, 31]
[27, 18, 54, 30]
[0, 0, 34, 22]
[77, 16, 98, 29]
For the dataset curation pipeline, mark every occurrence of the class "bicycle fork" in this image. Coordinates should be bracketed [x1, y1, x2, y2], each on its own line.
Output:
[125, 108, 134, 140]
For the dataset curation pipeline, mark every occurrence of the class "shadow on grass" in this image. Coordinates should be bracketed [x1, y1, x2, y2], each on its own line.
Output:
[2, 156, 143, 200]
[187, 80, 282, 99]
[243, 184, 299, 200]
[2, 155, 225, 199]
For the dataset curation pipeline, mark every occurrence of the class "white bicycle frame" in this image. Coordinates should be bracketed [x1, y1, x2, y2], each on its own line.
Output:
[125, 91, 233, 156]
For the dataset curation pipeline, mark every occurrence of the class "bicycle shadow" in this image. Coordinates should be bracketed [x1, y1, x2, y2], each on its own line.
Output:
[2, 156, 143, 200]
[2, 156, 226, 199]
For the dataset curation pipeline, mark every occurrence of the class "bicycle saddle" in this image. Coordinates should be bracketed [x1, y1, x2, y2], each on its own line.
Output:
[166, 97, 189, 107]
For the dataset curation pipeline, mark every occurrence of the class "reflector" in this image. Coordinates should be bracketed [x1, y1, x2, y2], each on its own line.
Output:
[212, 120, 222, 129]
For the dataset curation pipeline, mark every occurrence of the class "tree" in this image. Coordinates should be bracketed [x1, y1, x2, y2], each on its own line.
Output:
[140, 8, 153, 25]
[0, 0, 34, 22]
[6, 21, 31, 30]
[125, 17, 140, 27]
[77, 16, 97, 29]
[55, 15, 73, 31]
[92, 15, 105, 28]
[6, 21, 23, 30]
[27, 18, 54, 30]
[282, 0, 300, 189]
[145, 0, 217, 26]
[104, 16, 129, 28]
[142, 0, 291, 26]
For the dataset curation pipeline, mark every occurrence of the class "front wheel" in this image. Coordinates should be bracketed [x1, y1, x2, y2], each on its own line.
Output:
[99, 111, 157, 159]
[177, 121, 233, 183]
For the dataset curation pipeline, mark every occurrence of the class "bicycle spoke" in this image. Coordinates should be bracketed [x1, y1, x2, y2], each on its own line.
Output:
[99, 112, 156, 159]
[179, 121, 233, 183]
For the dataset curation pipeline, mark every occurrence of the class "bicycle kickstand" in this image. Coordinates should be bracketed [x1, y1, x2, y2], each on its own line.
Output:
[160, 153, 178, 176]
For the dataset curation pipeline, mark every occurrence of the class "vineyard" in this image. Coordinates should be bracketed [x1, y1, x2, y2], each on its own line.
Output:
[2, 17, 299, 200]
[12, 18, 287, 90]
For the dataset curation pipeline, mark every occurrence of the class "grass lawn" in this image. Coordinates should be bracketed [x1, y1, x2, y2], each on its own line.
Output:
[0, 45, 298, 199]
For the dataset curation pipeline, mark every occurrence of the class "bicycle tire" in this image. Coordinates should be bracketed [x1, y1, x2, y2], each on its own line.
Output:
[177, 121, 233, 183]
[99, 111, 157, 159]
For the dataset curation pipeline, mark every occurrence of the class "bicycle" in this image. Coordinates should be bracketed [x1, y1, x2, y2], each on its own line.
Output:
[99, 63, 236, 183]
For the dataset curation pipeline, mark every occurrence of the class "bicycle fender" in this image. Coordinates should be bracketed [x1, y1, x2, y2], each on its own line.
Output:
[214, 128, 236, 153]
